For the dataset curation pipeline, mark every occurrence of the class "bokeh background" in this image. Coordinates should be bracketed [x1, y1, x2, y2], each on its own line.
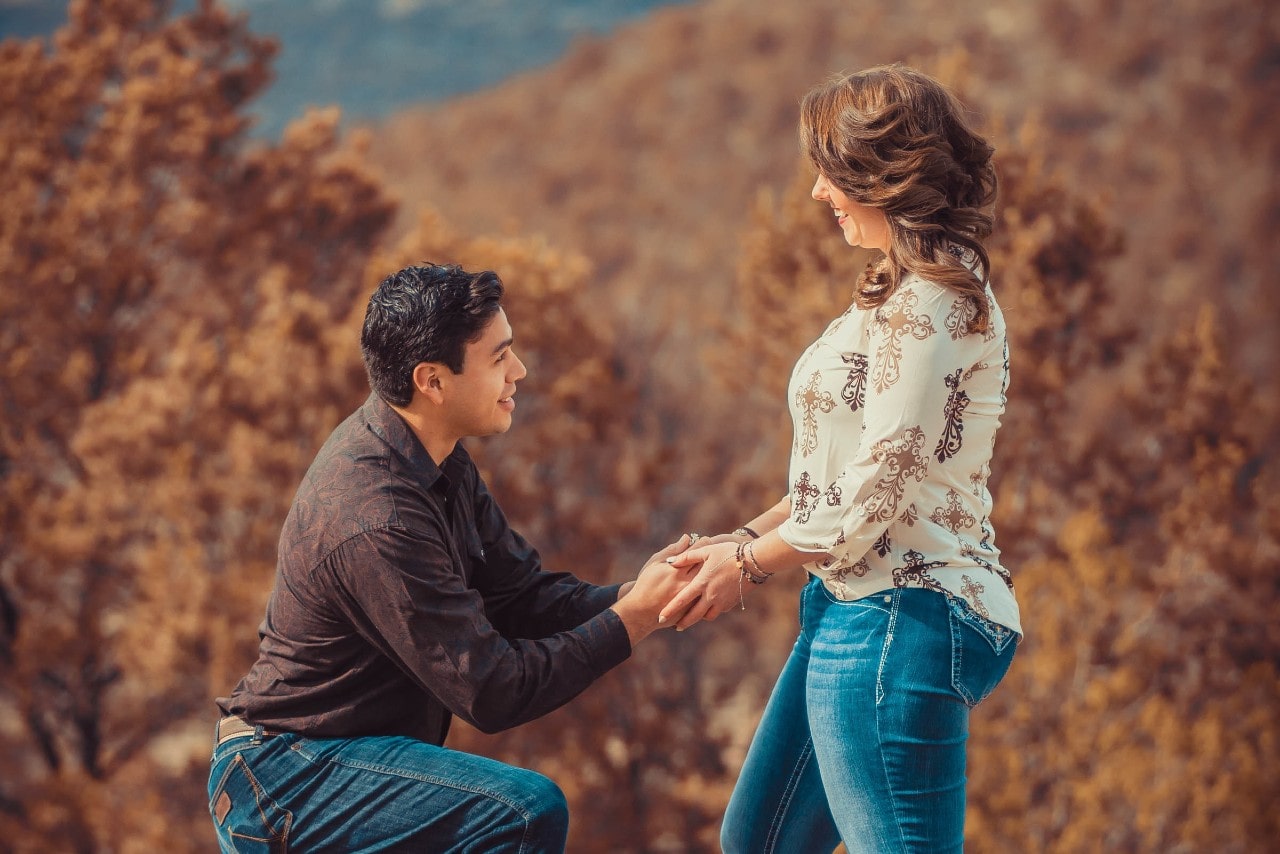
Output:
[1, 0, 1277, 851]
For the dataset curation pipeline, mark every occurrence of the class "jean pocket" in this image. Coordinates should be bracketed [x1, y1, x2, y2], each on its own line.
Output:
[817, 580, 894, 615]
[947, 597, 1016, 707]
[209, 754, 292, 853]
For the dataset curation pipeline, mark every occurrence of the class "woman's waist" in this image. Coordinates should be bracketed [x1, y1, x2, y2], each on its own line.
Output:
[808, 560, 1021, 636]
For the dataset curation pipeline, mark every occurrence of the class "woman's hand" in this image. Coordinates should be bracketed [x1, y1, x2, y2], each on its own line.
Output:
[611, 535, 699, 645]
[659, 541, 752, 631]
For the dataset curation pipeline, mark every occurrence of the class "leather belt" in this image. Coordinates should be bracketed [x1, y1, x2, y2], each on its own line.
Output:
[216, 715, 279, 746]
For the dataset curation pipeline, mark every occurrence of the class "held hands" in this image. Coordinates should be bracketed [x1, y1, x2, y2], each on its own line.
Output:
[630, 535, 700, 611]
[611, 535, 698, 645]
[659, 534, 756, 631]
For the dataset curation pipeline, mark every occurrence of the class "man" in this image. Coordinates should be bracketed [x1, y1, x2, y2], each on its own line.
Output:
[209, 263, 690, 852]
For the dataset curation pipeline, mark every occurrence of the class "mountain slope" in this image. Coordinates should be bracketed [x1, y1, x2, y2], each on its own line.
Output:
[365, 0, 1278, 393]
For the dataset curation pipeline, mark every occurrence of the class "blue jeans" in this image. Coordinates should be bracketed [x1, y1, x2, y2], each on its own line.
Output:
[208, 728, 568, 852]
[721, 579, 1017, 854]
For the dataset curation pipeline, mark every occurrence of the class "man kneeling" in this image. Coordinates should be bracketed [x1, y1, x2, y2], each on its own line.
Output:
[209, 263, 689, 852]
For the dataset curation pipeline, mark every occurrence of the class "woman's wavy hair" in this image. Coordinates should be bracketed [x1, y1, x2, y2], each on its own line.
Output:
[800, 65, 998, 332]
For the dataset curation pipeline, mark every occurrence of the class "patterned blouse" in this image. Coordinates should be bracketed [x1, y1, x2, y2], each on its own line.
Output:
[776, 272, 1022, 637]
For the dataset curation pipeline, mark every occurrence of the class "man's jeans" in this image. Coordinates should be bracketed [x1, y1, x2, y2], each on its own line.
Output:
[721, 579, 1017, 854]
[208, 727, 568, 852]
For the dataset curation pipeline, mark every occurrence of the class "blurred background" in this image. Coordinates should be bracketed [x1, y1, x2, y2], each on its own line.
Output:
[1, 0, 1276, 851]
[1, 0, 699, 138]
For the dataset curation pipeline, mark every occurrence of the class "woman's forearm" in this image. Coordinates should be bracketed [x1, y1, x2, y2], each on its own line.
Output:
[744, 528, 820, 578]
[739, 496, 791, 538]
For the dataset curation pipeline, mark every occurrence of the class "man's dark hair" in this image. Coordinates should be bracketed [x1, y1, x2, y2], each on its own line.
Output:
[361, 263, 505, 407]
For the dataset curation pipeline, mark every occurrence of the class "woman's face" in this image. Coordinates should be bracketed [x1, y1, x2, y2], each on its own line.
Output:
[811, 173, 890, 253]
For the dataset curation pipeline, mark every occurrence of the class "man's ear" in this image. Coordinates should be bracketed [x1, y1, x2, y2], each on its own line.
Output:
[413, 362, 447, 406]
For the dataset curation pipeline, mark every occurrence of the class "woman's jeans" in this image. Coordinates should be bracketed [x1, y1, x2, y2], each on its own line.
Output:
[722, 579, 1017, 854]
[208, 728, 569, 853]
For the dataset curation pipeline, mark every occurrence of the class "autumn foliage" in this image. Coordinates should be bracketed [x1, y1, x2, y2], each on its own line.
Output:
[1, 0, 1276, 851]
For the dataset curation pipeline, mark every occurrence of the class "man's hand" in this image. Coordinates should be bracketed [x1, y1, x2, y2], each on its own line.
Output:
[610, 535, 696, 645]
[659, 541, 753, 631]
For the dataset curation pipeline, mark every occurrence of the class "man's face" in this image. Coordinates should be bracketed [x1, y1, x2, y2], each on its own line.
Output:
[441, 308, 526, 439]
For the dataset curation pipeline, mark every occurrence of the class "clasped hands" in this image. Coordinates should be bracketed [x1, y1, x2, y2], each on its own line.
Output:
[627, 532, 759, 633]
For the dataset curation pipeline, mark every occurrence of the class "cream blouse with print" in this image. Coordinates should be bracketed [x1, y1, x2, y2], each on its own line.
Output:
[776, 273, 1022, 636]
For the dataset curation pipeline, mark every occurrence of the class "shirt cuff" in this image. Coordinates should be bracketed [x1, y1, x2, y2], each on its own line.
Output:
[776, 518, 838, 555]
[598, 582, 625, 606]
[572, 606, 634, 671]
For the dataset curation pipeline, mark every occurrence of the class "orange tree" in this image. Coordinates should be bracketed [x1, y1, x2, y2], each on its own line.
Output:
[970, 119, 1279, 852]
[0, 0, 394, 847]
[1, 2, 670, 849]
[5, 3, 1275, 850]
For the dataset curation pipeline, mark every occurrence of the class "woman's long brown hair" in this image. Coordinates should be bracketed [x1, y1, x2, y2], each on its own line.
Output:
[800, 65, 998, 333]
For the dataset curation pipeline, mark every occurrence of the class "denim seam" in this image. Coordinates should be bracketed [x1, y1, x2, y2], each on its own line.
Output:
[331, 756, 536, 817]
[948, 593, 1016, 655]
[874, 590, 900, 706]
[763, 738, 816, 854]
[210, 754, 237, 801]
[297, 745, 545, 839]
[216, 754, 293, 850]
[799, 581, 812, 644]
[949, 606, 978, 706]
[873, 591, 911, 853]
[817, 580, 894, 614]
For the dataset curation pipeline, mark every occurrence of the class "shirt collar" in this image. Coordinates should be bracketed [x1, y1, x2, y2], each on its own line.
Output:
[361, 392, 470, 493]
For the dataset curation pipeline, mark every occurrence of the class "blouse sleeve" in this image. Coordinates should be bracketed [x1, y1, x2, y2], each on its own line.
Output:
[776, 280, 984, 563]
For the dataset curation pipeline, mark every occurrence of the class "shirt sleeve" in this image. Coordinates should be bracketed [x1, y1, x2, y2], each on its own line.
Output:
[468, 475, 623, 640]
[776, 280, 982, 564]
[330, 523, 631, 735]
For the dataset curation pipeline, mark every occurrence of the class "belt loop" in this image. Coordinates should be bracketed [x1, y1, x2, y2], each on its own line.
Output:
[251, 724, 264, 746]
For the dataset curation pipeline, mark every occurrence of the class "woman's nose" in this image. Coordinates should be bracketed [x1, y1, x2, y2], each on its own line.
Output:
[811, 174, 827, 201]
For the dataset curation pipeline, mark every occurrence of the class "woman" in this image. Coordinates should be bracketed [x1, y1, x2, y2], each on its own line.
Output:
[663, 65, 1022, 853]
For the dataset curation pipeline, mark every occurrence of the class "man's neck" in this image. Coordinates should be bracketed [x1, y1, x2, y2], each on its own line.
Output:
[390, 402, 457, 466]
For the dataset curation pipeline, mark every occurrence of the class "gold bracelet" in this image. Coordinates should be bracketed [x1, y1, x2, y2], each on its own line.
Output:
[734, 541, 748, 610]
[744, 540, 773, 584]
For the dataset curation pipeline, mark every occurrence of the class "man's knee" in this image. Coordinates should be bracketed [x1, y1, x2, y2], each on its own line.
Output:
[516, 769, 569, 836]
[519, 773, 565, 829]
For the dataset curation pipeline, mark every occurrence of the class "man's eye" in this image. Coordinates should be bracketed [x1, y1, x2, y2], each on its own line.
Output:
[496, 351, 507, 362]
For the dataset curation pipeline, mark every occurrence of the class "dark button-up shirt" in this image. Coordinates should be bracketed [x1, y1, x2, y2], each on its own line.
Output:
[217, 393, 632, 745]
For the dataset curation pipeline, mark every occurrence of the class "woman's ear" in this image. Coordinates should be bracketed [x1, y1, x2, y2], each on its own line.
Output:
[412, 362, 447, 406]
